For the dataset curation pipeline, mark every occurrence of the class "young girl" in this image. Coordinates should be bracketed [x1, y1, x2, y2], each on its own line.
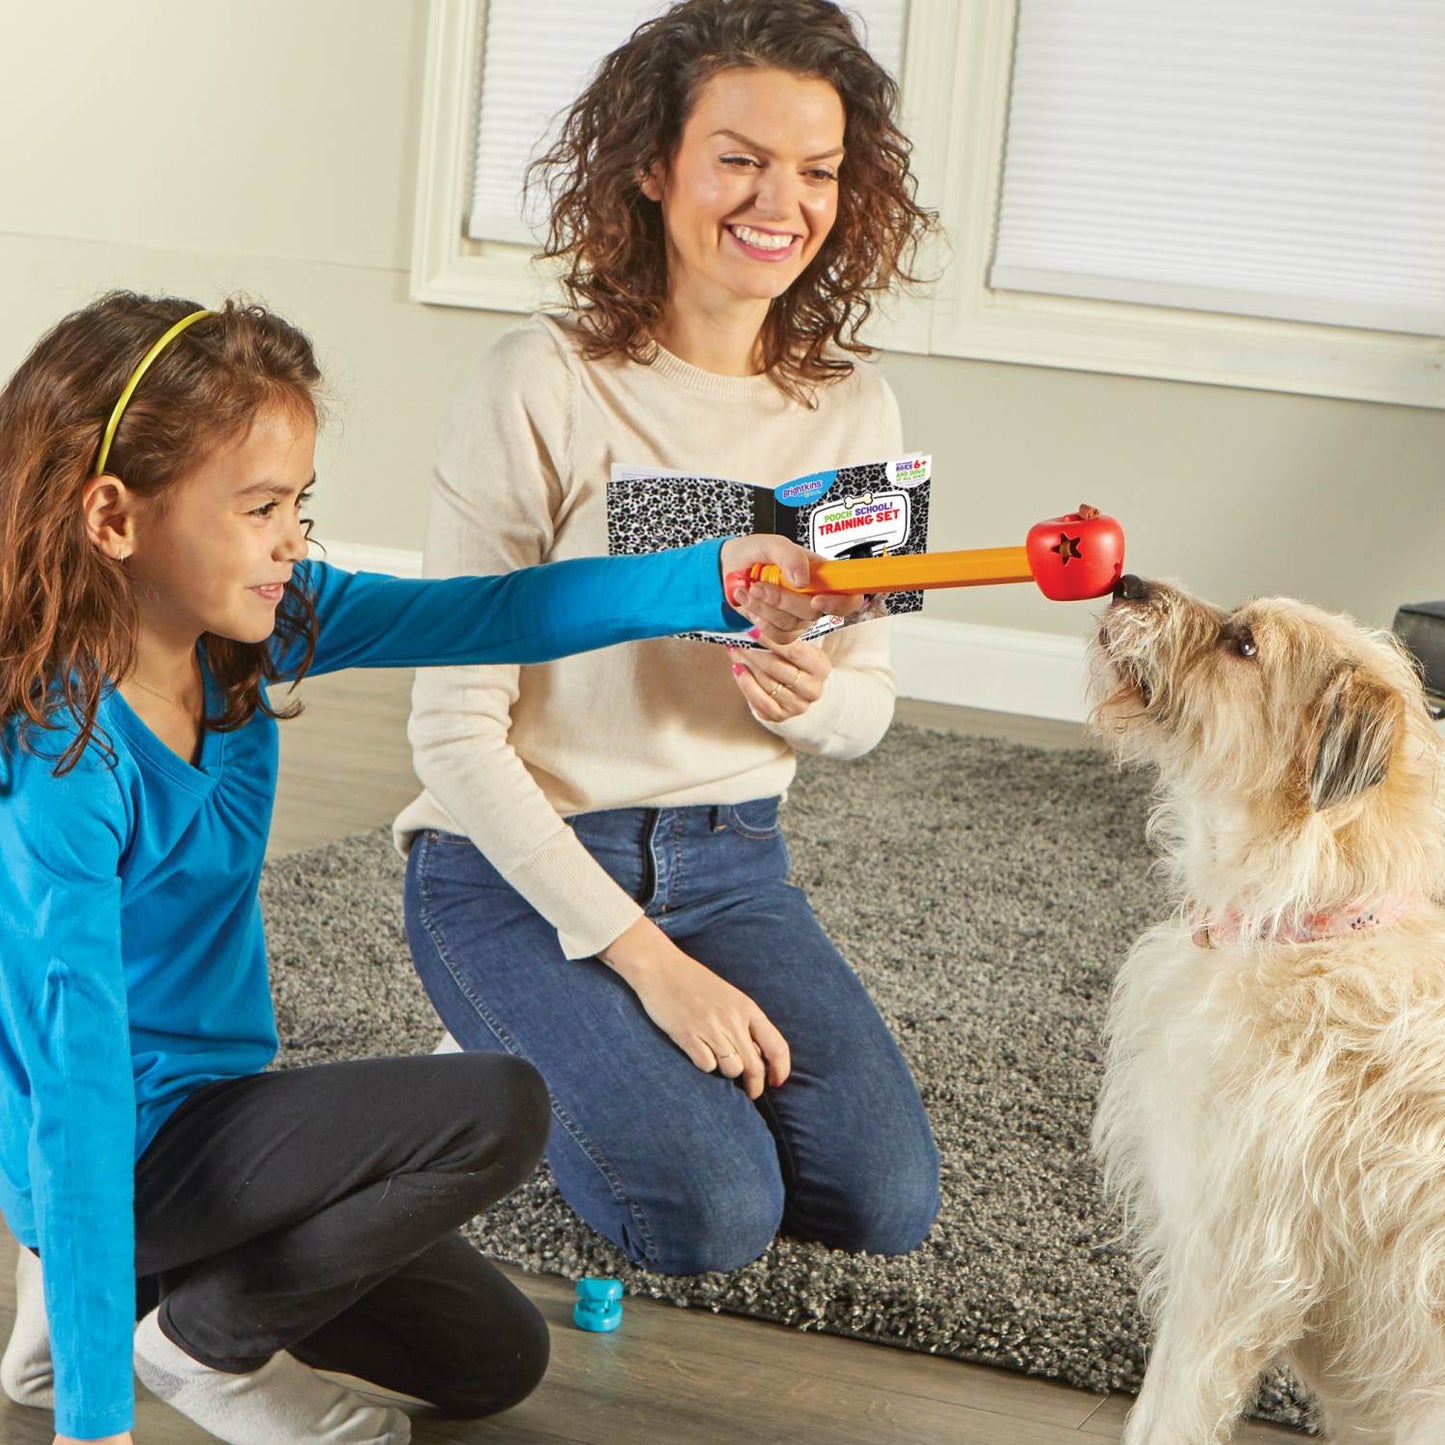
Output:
[0, 291, 845, 1445]
[396, 0, 942, 1281]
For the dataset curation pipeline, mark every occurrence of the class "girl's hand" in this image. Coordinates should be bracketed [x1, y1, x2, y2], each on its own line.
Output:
[599, 917, 790, 1099]
[718, 534, 860, 643]
[727, 634, 830, 724]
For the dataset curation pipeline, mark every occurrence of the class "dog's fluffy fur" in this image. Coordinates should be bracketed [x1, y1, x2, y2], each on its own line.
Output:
[1088, 579, 1445, 1443]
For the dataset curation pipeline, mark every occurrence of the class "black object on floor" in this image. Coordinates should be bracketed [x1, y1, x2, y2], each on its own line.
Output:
[1393, 600, 1445, 717]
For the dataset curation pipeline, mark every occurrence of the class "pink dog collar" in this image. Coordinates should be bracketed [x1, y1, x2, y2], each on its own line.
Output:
[1191, 893, 1418, 950]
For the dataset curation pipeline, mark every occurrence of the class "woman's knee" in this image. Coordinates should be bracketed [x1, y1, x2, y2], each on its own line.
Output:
[805, 1135, 941, 1256]
[603, 1136, 785, 1275]
[641, 1172, 786, 1275]
[550, 1092, 786, 1275]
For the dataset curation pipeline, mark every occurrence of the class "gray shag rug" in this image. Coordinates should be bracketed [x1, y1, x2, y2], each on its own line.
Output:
[263, 723, 1314, 1430]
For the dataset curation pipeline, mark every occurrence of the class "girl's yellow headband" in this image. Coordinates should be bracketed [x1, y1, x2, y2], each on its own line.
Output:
[92, 308, 216, 477]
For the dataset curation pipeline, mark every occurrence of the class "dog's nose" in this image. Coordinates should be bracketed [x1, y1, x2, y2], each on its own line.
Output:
[1114, 574, 1151, 603]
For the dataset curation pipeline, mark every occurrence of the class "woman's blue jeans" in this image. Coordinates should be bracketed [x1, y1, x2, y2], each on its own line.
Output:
[404, 798, 940, 1275]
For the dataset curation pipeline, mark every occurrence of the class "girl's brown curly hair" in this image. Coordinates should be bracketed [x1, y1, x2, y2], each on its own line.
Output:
[0, 291, 323, 774]
[529, 0, 935, 403]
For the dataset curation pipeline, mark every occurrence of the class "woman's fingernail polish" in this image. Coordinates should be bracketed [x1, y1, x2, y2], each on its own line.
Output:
[731, 663, 746, 676]
[748, 627, 761, 639]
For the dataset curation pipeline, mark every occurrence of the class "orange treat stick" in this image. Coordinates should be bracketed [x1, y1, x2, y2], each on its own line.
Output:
[723, 507, 1124, 607]
[734, 546, 1034, 596]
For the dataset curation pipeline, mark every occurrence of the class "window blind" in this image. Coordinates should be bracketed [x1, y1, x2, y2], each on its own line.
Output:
[990, 0, 1445, 337]
[467, 0, 907, 246]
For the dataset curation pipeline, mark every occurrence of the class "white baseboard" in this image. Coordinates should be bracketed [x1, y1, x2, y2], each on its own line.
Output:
[317, 541, 1090, 724]
[889, 615, 1088, 724]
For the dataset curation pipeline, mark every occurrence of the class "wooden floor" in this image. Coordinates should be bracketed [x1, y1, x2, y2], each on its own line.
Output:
[0, 671, 1300, 1443]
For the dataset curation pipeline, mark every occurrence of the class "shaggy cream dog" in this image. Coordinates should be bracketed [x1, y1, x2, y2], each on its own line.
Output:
[1089, 574, 1445, 1444]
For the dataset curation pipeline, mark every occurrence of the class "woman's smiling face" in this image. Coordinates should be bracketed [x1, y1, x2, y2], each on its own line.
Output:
[643, 66, 845, 318]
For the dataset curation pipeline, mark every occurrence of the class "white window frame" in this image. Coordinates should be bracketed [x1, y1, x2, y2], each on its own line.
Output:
[411, 0, 554, 313]
[411, 0, 1445, 409]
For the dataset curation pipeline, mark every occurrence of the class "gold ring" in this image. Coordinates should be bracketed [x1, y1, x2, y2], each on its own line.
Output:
[768, 679, 784, 698]
[716, 1049, 740, 1061]
[788, 663, 802, 689]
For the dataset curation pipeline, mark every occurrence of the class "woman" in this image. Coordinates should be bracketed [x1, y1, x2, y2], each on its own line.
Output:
[397, 0, 941, 1275]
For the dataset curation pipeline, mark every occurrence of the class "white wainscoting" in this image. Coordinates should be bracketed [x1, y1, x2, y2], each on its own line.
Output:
[317, 541, 1091, 724]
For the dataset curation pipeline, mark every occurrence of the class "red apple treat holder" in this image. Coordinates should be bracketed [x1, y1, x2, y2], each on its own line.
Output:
[725, 505, 1125, 604]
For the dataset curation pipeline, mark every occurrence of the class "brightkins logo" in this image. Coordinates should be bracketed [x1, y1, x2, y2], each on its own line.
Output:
[777, 477, 822, 505]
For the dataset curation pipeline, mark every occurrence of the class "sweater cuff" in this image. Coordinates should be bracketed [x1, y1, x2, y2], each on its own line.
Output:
[761, 664, 891, 760]
[506, 827, 646, 960]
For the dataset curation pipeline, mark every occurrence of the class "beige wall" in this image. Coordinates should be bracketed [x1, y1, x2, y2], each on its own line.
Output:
[2, 0, 1441, 641]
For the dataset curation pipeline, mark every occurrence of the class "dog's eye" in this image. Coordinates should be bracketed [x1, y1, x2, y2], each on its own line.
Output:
[1220, 623, 1258, 658]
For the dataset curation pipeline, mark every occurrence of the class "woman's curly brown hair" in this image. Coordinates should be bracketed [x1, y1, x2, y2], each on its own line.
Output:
[529, 0, 935, 403]
[0, 291, 323, 774]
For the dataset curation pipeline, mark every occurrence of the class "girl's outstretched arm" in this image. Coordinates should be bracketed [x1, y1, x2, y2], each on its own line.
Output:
[281, 534, 847, 678]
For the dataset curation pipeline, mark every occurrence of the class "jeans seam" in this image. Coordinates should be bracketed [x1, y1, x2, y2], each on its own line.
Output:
[719, 803, 781, 842]
[411, 834, 661, 1267]
[670, 825, 684, 913]
[724, 823, 779, 841]
[415, 836, 527, 1062]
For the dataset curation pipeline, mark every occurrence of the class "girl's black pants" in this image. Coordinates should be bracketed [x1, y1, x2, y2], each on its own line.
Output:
[129, 1052, 551, 1417]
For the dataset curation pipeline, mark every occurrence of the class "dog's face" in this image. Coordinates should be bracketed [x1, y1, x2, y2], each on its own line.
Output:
[1091, 576, 1429, 821]
[1090, 576, 1445, 912]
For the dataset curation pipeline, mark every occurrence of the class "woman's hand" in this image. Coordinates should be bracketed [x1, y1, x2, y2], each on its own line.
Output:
[599, 917, 790, 1099]
[718, 534, 859, 644]
[727, 633, 830, 724]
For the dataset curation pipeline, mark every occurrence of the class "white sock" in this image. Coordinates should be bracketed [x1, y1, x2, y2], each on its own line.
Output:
[1, 1248, 54, 1409]
[133, 1308, 411, 1445]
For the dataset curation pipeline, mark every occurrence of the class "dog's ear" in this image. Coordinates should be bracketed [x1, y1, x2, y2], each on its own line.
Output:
[1307, 665, 1403, 810]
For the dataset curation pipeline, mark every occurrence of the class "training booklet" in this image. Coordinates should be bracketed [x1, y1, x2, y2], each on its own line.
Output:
[606, 454, 932, 646]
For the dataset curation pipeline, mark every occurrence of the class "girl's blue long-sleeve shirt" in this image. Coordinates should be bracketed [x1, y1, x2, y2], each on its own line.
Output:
[0, 543, 742, 1439]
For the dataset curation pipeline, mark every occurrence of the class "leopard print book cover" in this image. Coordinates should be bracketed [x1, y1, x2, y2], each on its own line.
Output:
[607, 459, 930, 648]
